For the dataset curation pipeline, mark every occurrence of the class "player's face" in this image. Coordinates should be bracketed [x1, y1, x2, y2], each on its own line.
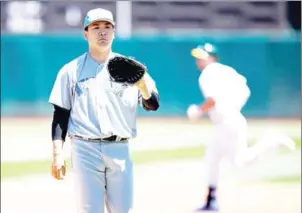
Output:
[196, 58, 208, 70]
[84, 21, 115, 52]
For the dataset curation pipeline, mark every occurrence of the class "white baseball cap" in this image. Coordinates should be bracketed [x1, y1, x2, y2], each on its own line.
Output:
[83, 8, 115, 30]
[191, 43, 218, 60]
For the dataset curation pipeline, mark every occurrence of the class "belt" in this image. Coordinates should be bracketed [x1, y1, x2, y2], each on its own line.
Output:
[70, 134, 128, 142]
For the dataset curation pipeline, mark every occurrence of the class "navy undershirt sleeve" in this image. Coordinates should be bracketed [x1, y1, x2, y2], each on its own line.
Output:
[51, 105, 71, 141]
[142, 91, 160, 111]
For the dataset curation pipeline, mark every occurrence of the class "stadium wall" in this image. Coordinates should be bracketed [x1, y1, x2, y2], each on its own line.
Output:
[1, 34, 300, 118]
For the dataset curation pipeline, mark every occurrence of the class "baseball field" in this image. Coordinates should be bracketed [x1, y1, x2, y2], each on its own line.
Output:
[1, 117, 301, 213]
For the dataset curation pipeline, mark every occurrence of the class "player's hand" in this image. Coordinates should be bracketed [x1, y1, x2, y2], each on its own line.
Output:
[51, 153, 66, 180]
[187, 104, 203, 121]
[51, 140, 66, 180]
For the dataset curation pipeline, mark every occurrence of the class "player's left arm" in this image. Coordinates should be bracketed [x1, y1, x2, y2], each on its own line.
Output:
[198, 97, 215, 114]
[137, 73, 160, 111]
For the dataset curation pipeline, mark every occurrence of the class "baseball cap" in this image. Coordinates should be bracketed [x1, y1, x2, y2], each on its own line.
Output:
[191, 43, 218, 60]
[83, 8, 115, 30]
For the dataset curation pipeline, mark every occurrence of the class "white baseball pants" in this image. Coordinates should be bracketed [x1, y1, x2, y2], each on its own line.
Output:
[70, 138, 133, 213]
[205, 115, 276, 187]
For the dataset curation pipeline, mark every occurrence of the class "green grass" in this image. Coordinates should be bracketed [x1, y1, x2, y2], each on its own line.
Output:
[1, 146, 206, 179]
[245, 174, 302, 186]
[295, 138, 301, 148]
[266, 174, 301, 183]
[2, 138, 300, 180]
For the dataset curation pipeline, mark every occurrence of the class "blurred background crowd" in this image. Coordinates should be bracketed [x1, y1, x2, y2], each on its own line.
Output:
[1, 1, 301, 34]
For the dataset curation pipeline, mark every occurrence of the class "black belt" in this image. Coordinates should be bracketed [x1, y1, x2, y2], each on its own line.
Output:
[71, 135, 128, 142]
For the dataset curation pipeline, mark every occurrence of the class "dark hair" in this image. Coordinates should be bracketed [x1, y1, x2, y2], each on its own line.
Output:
[84, 22, 115, 31]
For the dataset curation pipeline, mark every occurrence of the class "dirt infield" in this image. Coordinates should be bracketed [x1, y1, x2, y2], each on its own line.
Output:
[1, 160, 301, 213]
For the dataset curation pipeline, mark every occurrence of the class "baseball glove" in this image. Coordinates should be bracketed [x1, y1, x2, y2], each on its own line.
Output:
[107, 56, 146, 85]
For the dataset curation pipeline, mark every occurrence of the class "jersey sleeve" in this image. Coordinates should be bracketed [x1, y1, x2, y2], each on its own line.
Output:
[48, 65, 72, 110]
[199, 70, 220, 99]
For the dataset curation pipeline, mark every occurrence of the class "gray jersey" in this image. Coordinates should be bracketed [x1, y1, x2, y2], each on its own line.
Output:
[49, 51, 158, 139]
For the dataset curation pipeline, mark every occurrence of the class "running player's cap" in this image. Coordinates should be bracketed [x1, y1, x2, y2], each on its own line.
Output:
[84, 8, 115, 30]
[191, 43, 218, 60]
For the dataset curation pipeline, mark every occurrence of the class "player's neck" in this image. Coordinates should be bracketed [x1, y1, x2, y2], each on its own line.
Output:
[89, 48, 111, 63]
[203, 61, 216, 69]
[206, 61, 215, 66]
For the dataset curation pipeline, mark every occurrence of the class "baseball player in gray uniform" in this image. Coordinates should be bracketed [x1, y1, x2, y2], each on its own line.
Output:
[49, 8, 160, 213]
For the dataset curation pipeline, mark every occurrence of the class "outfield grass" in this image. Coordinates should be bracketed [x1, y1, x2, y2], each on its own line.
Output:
[267, 174, 301, 183]
[2, 138, 300, 179]
[1, 146, 206, 179]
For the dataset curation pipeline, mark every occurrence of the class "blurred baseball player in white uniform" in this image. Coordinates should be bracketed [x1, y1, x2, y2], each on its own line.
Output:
[49, 8, 159, 213]
[187, 43, 296, 212]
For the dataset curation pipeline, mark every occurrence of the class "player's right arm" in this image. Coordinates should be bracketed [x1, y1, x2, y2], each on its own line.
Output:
[48, 65, 72, 180]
